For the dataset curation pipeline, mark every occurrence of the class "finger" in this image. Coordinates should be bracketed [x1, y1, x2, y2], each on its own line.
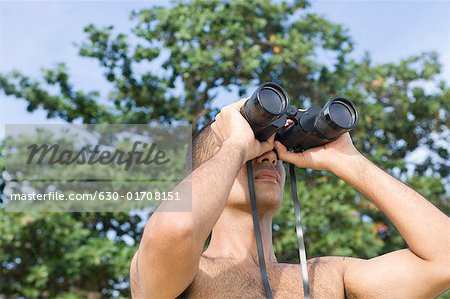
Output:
[274, 141, 287, 157]
[284, 119, 294, 126]
[228, 97, 249, 110]
[259, 139, 275, 154]
[260, 134, 276, 152]
[267, 134, 276, 143]
[274, 141, 299, 165]
[259, 135, 275, 154]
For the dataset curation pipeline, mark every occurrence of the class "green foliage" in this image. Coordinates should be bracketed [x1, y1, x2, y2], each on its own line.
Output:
[0, 0, 449, 297]
[0, 211, 138, 297]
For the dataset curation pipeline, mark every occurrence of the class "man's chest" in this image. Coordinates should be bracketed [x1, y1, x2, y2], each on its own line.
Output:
[181, 257, 346, 298]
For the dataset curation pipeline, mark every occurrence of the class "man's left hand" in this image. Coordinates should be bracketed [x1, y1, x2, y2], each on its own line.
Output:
[274, 133, 361, 172]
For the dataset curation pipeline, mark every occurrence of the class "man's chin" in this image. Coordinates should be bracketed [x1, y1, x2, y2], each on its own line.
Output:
[254, 181, 283, 210]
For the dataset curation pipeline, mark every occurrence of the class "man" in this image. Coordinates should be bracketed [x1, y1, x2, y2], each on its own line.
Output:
[130, 99, 450, 298]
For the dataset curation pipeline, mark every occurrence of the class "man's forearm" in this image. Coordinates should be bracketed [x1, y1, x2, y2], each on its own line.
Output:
[189, 140, 246, 240]
[154, 139, 246, 244]
[333, 153, 450, 263]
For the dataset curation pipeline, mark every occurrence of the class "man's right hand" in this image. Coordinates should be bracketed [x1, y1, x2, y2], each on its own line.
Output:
[211, 98, 275, 163]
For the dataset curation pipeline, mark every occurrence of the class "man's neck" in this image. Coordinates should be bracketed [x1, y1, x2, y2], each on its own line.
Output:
[203, 206, 277, 265]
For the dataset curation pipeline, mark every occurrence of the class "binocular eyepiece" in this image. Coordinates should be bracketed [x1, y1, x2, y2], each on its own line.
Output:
[240, 82, 358, 152]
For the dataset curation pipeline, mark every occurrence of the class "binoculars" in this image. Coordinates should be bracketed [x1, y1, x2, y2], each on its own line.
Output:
[240, 82, 358, 152]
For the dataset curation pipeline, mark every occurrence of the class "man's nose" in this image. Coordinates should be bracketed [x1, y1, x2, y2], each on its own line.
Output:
[255, 150, 278, 166]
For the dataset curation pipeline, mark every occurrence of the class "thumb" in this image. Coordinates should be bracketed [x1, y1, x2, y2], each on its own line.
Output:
[259, 134, 275, 154]
[274, 141, 301, 165]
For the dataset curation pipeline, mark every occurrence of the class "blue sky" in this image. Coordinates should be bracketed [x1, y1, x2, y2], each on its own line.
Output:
[1, 0, 449, 139]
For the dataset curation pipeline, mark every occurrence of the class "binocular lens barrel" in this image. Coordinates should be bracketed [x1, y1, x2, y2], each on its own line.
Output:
[241, 82, 289, 126]
[259, 87, 287, 114]
[315, 97, 358, 140]
[240, 82, 359, 151]
[329, 100, 356, 128]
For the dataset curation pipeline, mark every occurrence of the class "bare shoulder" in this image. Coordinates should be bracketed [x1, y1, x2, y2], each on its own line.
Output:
[342, 249, 450, 299]
[305, 256, 347, 298]
[306, 255, 347, 273]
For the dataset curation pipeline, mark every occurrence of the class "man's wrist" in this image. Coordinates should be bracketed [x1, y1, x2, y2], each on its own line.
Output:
[329, 151, 368, 179]
[221, 138, 248, 164]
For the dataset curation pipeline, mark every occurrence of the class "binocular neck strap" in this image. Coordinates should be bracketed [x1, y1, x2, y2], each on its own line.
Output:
[246, 161, 274, 299]
[289, 163, 311, 299]
[246, 161, 311, 299]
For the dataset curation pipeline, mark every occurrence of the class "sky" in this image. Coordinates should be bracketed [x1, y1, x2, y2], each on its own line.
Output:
[0, 0, 449, 139]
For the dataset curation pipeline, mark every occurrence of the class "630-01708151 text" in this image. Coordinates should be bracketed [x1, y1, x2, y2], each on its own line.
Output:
[9, 191, 181, 201]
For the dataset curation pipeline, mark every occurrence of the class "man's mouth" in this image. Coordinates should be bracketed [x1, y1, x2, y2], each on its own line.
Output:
[254, 170, 279, 183]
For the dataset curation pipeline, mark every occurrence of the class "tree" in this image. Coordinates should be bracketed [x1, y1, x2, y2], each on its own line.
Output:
[1, 0, 449, 297]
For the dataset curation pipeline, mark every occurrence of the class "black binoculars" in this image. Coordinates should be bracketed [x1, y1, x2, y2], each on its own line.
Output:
[240, 82, 359, 152]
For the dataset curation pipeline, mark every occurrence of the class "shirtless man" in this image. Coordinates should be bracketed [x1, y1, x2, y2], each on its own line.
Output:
[130, 99, 450, 298]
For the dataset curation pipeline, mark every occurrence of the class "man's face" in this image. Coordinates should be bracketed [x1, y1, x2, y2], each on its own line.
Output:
[227, 150, 286, 214]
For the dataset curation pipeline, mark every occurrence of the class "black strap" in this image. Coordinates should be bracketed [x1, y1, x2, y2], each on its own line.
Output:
[246, 161, 273, 299]
[289, 163, 311, 299]
[246, 161, 310, 299]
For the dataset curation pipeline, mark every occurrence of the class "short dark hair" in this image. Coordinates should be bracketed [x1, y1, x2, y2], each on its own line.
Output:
[187, 123, 216, 171]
